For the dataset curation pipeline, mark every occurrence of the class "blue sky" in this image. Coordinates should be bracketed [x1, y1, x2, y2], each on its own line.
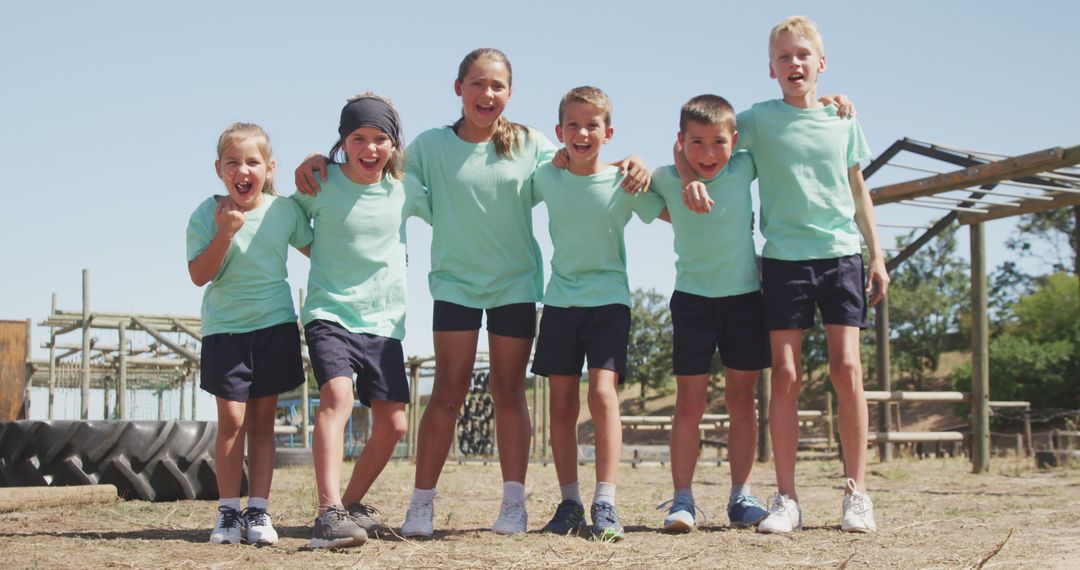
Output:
[3, 1, 1078, 362]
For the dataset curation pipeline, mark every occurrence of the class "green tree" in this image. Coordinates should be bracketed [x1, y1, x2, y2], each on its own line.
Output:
[1005, 208, 1078, 278]
[627, 288, 674, 409]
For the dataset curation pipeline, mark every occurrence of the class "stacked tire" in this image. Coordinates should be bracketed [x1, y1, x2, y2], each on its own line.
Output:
[0, 420, 245, 501]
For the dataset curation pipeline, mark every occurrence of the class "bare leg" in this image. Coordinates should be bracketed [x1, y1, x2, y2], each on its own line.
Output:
[548, 375, 581, 487]
[487, 333, 533, 484]
[825, 324, 869, 493]
[588, 369, 621, 485]
[413, 331, 478, 490]
[312, 376, 354, 507]
[769, 329, 803, 499]
[243, 394, 279, 500]
[214, 398, 247, 498]
[670, 375, 708, 490]
[341, 401, 408, 504]
[724, 368, 759, 488]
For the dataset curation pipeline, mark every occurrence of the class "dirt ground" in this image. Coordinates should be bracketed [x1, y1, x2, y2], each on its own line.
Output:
[1, 456, 1077, 569]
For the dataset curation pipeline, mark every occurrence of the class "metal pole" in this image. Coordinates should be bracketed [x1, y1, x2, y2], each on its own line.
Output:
[875, 298, 893, 461]
[80, 269, 91, 419]
[118, 320, 128, 419]
[970, 223, 990, 473]
[757, 368, 772, 463]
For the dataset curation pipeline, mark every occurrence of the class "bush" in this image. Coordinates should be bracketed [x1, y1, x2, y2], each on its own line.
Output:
[953, 335, 1078, 410]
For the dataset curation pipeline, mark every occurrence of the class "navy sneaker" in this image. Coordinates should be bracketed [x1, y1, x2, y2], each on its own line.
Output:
[590, 501, 625, 542]
[540, 499, 586, 536]
[727, 494, 769, 528]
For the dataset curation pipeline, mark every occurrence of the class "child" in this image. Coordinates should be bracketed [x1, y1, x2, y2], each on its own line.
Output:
[644, 95, 771, 532]
[187, 123, 313, 545]
[685, 16, 888, 533]
[293, 94, 429, 549]
[531, 86, 662, 541]
[295, 48, 649, 538]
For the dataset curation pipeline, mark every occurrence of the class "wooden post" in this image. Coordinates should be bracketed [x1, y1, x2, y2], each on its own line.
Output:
[22, 319, 32, 419]
[826, 391, 835, 452]
[1024, 410, 1034, 459]
[757, 368, 772, 463]
[157, 388, 164, 421]
[298, 289, 310, 449]
[80, 269, 91, 419]
[408, 361, 421, 458]
[190, 370, 198, 420]
[102, 374, 110, 420]
[179, 371, 187, 421]
[875, 298, 893, 461]
[970, 223, 990, 473]
[117, 320, 128, 420]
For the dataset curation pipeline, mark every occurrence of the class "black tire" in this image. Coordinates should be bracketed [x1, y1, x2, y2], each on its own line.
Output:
[274, 447, 313, 468]
[0, 420, 247, 502]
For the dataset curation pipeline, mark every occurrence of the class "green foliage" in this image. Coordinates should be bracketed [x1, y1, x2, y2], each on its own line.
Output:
[627, 288, 674, 405]
[1011, 272, 1080, 344]
[1005, 207, 1078, 276]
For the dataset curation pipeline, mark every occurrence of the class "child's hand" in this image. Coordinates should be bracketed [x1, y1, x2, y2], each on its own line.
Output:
[215, 198, 246, 238]
[551, 148, 570, 170]
[821, 94, 857, 118]
[617, 155, 650, 193]
[294, 153, 330, 195]
[866, 257, 890, 305]
[682, 181, 714, 214]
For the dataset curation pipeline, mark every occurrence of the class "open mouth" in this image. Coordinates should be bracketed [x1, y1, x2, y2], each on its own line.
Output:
[572, 142, 593, 154]
[476, 103, 496, 116]
[787, 72, 805, 83]
[359, 157, 380, 170]
[233, 181, 253, 195]
[697, 162, 719, 173]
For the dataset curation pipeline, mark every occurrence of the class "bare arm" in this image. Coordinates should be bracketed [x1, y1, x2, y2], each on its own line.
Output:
[188, 199, 245, 286]
[850, 165, 889, 305]
[673, 141, 713, 214]
[294, 153, 330, 195]
[296, 244, 312, 258]
[657, 207, 671, 223]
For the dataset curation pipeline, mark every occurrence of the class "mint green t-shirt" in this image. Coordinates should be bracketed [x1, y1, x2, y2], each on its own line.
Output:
[646, 152, 760, 298]
[531, 164, 663, 308]
[186, 194, 313, 336]
[292, 165, 429, 340]
[406, 126, 557, 308]
[736, 99, 872, 261]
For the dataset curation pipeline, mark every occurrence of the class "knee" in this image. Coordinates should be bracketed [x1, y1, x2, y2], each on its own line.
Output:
[375, 413, 408, 442]
[488, 375, 524, 405]
[587, 383, 618, 411]
[428, 385, 467, 414]
[674, 394, 706, 422]
[829, 358, 862, 389]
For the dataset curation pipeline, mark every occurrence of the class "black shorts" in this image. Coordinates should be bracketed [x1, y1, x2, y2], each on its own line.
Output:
[304, 319, 409, 407]
[530, 304, 630, 384]
[761, 254, 870, 331]
[200, 322, 305, 402]
[670, 290, 771, 375]
[432, 301, 536, 338]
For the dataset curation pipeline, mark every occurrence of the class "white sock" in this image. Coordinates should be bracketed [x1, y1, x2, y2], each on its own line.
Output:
[730, 484, 751, 501]
[674, 487, 693, 503]
[247, 496, 269, 511]
[560, 482, 582, 506]
[503, 481, 526, 503]
[218, 497, 241, 512]
[593, 482, 616, 506]
[411, 487, 437, 505]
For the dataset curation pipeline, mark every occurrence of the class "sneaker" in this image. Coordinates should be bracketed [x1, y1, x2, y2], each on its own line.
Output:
[401, 499, 435, 538]
[209, 506, 245, 544]
[242, 507, 278, 545]
[308, 506, 368, 549]
[346, 502, 390, 538]
[757, 494, 802, 534]
[727, 494, 769, 528]
[590, 501, 625, 542]
[840, 478, 877, 533]
[658, 496, 700, 533]
[540, 499, 586, 536]
[492, 497, 528, 535]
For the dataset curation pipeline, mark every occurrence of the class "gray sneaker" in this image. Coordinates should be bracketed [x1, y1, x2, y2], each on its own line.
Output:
[346, 502, 390, 538]
[590, 501, 625, 542]
[309, 506, 368, 549]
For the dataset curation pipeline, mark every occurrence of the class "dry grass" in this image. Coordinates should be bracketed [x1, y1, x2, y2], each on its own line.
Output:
[1, 456, 1078, 569]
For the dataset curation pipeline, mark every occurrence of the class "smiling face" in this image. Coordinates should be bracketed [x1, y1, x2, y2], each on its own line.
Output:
[454, 56, 512, 142]
[555, 100, 613, 175]
[215, 136, 273, 210]
[678, 120, 737, 180]
[340, 126, 395, 185]
[769, 31, 827, 107]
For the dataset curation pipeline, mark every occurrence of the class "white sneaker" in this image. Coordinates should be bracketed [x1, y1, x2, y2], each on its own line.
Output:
[209, 506, 244, 544]
[492, 497, 528, 535]
[401, 499, 435, 538]
[840, 478, 877, 533]
[757, 494, 802, 534]
[243, 507, 279, 545]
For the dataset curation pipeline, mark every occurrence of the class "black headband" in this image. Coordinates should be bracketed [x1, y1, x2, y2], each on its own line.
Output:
[338, 97, 402, 148]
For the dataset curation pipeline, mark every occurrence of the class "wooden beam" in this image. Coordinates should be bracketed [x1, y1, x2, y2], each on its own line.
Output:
[871, 146, 1067, 205]
[970, 223, 990, 474]
[958, 190, 1080, 224]
[130, 316, 200, 364]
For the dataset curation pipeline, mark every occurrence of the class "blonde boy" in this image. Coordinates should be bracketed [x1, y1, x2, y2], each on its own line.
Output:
[530, 86, 662, 540]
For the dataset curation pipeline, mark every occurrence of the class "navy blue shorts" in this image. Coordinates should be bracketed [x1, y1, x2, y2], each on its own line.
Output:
[761, 254, 870, 331]
[530, 304, 630, 384]
[200, 322, 305, 402]
[432, 301, 536, 338]
[303, 319, 409, 407]
[670, 290, 771, 375]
